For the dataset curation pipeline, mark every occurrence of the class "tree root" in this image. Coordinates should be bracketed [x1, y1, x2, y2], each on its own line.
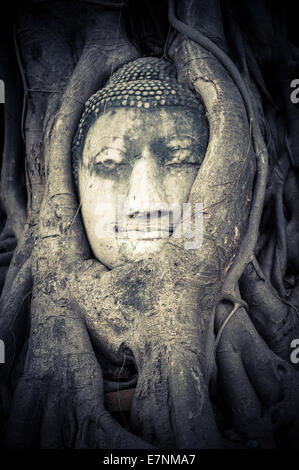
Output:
[212, 304, 299, 445]
[240, 262, 299, 364]
[0, 1, 143, 449]
[168, 0, 299, 446]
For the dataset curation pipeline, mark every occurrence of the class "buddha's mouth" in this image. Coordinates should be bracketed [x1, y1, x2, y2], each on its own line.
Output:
[115, 223, 174, 240]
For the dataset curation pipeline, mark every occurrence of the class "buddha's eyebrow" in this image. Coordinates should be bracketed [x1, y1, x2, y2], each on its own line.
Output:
[94, 135, 124, 146]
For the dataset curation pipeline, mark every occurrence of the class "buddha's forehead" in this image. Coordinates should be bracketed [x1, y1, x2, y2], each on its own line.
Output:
[83, 107, 203, 161]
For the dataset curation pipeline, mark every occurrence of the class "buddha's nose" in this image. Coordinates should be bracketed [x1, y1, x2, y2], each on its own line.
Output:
[126, 150, 168, 217]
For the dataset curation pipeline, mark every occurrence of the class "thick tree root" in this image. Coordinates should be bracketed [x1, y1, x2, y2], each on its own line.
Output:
[213, 303, 299, 446]
[240, 262, 299, 364]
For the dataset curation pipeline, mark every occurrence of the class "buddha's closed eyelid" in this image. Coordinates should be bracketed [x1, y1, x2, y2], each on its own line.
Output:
[164, 147, 202, 166]
[92, 147, 126, 165]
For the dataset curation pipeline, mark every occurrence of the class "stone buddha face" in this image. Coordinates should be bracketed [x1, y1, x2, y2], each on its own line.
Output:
[78, 106, 208, 268]
[74, 58, 208, 268]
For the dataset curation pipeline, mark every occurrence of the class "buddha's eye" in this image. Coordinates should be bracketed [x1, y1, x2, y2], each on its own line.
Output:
[96, 159, 119, 170]
[93, 147, 126, 171]
[165, 148, 202, 167]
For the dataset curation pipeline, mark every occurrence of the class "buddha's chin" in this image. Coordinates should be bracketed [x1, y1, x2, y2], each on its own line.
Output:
[92, 237, 168, 269]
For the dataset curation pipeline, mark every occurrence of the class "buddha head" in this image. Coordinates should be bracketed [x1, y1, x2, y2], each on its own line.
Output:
[72, 58, 208, 268]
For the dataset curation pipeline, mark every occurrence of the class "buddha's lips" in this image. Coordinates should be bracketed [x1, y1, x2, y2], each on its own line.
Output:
[115, 224, 174, 233]
[114, 224, 174, 240]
